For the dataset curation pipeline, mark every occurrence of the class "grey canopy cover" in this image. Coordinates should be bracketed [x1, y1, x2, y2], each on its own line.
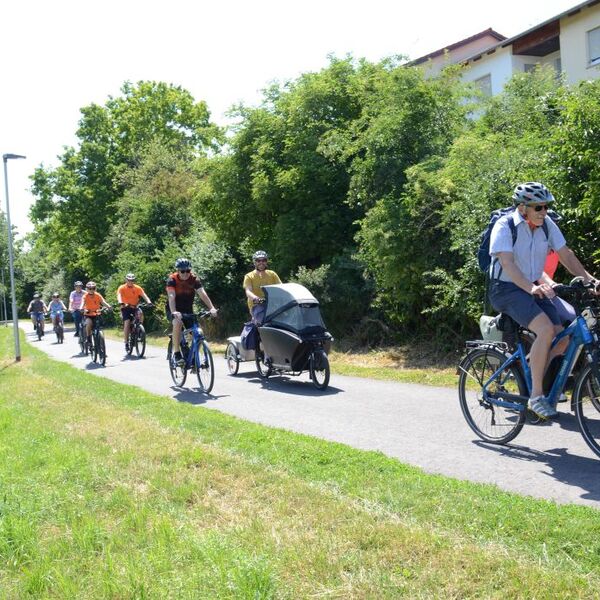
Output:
[262, 283, 326, 334]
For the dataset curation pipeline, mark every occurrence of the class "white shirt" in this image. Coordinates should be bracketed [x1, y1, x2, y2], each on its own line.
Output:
[489, 210, 566, 283]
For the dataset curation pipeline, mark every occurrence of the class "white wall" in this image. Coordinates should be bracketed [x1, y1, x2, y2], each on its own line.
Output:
[512, 50, 561, 73]
[560, 5, 600, 83]
[461, 46, 514, 95]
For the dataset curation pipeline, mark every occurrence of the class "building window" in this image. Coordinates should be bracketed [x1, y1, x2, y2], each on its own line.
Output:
[524, 63, 538, 73]
[474, 74, 492, 97]
[588, 27, 600, 65]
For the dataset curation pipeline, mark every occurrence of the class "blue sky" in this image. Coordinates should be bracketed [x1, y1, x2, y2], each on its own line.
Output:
[1, 0, 579, 237]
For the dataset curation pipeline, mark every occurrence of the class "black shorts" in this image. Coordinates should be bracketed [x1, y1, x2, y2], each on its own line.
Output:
[121, 306, 139, 321]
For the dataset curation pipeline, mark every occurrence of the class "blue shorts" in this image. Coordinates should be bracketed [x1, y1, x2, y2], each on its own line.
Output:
[489, 281, 561, 328]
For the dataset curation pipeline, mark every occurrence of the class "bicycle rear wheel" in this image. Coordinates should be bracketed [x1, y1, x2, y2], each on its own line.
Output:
[225, 342, 239, 375]
[195, 342, 214, 393]
[255, 347, 271, 379]
[167, 339, 187, 386]
[135, 324, 146, 358]
[573, 364, 600, 459]
[458, 347, 527, 444]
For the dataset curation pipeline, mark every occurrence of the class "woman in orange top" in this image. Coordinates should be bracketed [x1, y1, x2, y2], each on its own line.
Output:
[82, 281, 112, 342]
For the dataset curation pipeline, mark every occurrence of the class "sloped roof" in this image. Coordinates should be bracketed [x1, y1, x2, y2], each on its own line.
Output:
[410, 28, 507, 66]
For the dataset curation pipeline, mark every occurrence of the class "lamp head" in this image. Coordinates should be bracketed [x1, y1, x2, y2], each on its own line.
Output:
[2, 154, 26, 161]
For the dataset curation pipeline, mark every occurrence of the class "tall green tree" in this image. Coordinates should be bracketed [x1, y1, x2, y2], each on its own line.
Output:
[29, 81, 221, 277]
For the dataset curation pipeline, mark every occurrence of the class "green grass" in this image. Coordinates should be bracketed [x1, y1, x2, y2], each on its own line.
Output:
[2, 328, 600, 597]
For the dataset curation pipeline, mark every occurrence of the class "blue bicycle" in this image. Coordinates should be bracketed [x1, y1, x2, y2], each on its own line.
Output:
[458, 279, 600, 458]
[167, 311, 215, 393]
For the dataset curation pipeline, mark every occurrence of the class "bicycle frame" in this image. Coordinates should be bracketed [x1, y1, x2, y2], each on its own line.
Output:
[180, 316, 208, 370]
[483, 314, 595, 412]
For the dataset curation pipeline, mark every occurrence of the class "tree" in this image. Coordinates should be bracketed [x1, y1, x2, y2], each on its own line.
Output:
[29, 81, 221, 276]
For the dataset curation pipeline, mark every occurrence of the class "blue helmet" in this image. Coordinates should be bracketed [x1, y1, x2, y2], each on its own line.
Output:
[175, 258, 191, 270]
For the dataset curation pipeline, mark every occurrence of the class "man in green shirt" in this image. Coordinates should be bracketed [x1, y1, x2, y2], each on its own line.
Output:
[243, 250, 281, 324]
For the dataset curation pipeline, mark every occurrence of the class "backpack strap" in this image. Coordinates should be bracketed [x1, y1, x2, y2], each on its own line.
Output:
[490, 217, 517, 281]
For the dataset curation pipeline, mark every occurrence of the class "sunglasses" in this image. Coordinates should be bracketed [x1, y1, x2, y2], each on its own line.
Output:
[178, 269, 191, 274]
[530, 204, 548, 212]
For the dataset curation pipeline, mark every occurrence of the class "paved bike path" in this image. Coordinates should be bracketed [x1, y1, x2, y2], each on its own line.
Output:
[23, 324, 600, 508]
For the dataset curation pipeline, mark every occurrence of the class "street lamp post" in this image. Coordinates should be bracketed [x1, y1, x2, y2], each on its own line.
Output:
[3, 153, 26, 361]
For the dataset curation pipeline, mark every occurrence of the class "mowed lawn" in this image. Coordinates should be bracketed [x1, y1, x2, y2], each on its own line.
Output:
[1, 330, 600, 598]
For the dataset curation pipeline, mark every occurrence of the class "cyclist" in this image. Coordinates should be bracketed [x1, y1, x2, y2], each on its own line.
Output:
[69, 281, 85, 337]
[166, 258, 218, 365]
[26, 293, 48, 335]
[82, 282, 112, 345]
[488, 182, 599, 419]
[48, 293, 67, 330]
[117, 273, 153, 354]
[243, 250, 281, 324]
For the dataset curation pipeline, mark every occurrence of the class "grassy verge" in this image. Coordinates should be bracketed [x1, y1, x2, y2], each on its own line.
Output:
[3, 329, 600, 597]
[104, 326, 457, 386]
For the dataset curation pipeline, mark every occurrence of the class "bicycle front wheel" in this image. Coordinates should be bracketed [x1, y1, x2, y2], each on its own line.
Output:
[458, 347, 526, 444]
[167, 339, 187, 387]
[97, 332, 107, 366]
[135, 324, 146, 358]
[573, 364, 600, 459]
[37, 320, 43, 341]
[310, 351, 330, 390]
[196, 342, 214, 393]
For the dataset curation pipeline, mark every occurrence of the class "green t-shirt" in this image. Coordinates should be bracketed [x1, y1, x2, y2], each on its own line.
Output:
[243, 270, 281, 310]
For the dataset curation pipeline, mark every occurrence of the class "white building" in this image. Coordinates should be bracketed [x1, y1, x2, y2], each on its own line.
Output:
[411, 0, 600, 96]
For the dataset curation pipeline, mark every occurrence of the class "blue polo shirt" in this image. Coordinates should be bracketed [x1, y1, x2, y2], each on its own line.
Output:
[489, 210, 566, 282]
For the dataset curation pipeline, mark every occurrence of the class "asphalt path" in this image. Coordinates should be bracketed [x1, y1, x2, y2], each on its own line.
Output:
[21, 322, 600, 508]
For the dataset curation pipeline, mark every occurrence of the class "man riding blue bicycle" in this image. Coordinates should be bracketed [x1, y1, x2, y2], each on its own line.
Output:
[166, 258, 218, 366]
[488, 182, 599, 419]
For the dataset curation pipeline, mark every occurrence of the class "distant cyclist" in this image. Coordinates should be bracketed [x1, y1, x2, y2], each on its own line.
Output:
[27, 292, 48, 335]
[166, 258, 218, 365]
[69, 281, 85, 337]
[117, 273, 152, 354]
[81, 282, 112, 345]
[47, 293, 67, 330]
[243, 250, 281, 324]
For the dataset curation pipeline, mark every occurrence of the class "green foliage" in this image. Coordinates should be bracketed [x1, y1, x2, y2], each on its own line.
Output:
[291, 252, 374, 336]
[29, 81, 221, 276]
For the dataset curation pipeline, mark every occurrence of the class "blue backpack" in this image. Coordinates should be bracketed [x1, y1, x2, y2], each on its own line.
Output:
[477, 207, 548, 272]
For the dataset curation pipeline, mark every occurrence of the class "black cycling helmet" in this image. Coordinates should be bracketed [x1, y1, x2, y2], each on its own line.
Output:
[52, 292, 59, 298]
[33, 292, 40, 298]
[252, 250, 268, 261]
[175, 258, 191, 270]
[125, 273, 136, 281]
[512, 182, 555, 205]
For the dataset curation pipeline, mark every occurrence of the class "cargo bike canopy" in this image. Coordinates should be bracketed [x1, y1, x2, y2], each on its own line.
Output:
[262, 283, 328, 336]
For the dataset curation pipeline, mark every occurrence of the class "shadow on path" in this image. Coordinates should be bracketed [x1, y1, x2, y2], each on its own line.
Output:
[474, 440, 600, 503]
[171, 387, 230, 405]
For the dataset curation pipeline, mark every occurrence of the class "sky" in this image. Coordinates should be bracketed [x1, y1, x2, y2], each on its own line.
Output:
[0, 0, 581, 239]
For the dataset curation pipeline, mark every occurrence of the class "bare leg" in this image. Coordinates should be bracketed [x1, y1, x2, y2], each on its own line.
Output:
[526, 312, 555, 398]
[123, 318, 131, 343]
[172, 318, 183, 353]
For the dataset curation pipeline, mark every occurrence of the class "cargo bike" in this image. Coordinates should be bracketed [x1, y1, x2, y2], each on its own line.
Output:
[225, 283, 333, 390]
